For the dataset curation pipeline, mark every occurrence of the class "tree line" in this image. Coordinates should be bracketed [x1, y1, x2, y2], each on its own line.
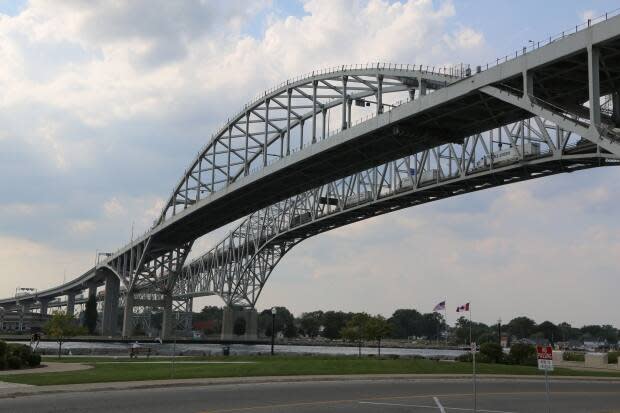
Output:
[194, 306, 619, 345]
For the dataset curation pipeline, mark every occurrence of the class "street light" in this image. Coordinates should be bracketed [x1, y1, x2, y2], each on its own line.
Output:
[271, 307, 277, 356]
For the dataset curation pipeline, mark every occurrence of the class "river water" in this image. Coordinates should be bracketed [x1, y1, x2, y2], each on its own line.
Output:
[16, 341, 466, 358]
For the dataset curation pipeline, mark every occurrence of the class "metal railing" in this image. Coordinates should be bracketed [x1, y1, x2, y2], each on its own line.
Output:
[478, 8, 620, 72]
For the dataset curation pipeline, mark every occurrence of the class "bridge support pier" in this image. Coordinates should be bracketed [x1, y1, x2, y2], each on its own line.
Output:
[613, 92, 620, 127]
[221, 307, 258, 341]
[39, 298, 49, 316]
[87, 281, 97, 298]
[101, 273, 119, 336]
[66, 292, 75, 316]
[122, 291, 134, 337]
[161, 293, 173, 340]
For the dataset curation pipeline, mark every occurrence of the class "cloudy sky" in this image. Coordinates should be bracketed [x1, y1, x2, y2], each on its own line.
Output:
[0, 0, 618, 327]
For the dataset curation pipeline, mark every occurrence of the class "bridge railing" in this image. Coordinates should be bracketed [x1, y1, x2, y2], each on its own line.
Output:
[478, 7, 620, 73]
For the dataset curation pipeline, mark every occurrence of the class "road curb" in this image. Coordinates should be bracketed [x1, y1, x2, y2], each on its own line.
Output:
[2, 373, 620, 399]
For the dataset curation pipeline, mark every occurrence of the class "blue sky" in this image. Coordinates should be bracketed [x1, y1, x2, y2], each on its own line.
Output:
[0, 0, 619, 327]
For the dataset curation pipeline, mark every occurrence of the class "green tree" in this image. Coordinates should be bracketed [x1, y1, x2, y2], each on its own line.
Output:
[44, 312, 86, 359]
[480, 342, 503, 363]
[299, 311, 323, 337]
[536, 321, 560, 344]
[388, 309, 423, 339]
[340, 313, 371, 357]
[557, 322, 581, 342]
[364, 315, 391, 356]
[84, 294, 98, 334]
[258, 307, 296, 338]
[321, 311, 351, 340]
[508, 343, 536, 365]
[507, 317, 536, 339]
[420, 312, 445, 340]
[195, 306, 223, 335]
[453, 316, 491, 344]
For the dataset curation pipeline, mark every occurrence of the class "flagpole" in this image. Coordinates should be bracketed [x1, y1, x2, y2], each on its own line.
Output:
[444, 299, 448, 347]
[470, 304, 477, 413]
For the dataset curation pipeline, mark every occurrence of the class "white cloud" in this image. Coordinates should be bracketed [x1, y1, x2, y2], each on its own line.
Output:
[103, 197, 126, 218]
[69, 219, 96, 234]
[0, 235, 93, 292]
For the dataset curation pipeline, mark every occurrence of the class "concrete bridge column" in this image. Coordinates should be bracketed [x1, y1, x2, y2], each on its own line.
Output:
[66, 292, 76, 316]
[160, 293, 173, 340]
[221, 307, 258, 341]
[0, 308, 5, 331]
[377, 75, 383, 114]
[39, 298, 50, 316]
[613, 91, 620, 126]
[122, 291, 134, 337]
[101, 273, 120, 336]
[341, 75, 348, 130]
[587, 45, 601, 129]
[87, 281, 98, 298]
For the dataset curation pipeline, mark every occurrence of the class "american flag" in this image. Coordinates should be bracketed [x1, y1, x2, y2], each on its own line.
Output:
[433, 301, 446, 312]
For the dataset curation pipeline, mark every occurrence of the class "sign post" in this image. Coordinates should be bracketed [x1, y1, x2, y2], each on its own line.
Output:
[536, 345, 553, 413]
[471, 341, 477, 413]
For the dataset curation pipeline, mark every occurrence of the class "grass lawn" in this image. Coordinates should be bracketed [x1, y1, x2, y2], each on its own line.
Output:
[1, 356, 620, 386]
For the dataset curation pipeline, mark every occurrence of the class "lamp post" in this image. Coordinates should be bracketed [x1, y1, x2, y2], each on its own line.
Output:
[271, 307, 277, 356]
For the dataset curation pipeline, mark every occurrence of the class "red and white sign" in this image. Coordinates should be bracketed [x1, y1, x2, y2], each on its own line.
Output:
[536, 345, 554, 371]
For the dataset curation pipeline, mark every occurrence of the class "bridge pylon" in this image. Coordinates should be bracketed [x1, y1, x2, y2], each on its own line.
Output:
[221, 306, 258, 341]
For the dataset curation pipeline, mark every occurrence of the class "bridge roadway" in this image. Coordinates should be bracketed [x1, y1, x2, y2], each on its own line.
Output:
[1, 14, 620, 338]
[174, 136, 619, 310]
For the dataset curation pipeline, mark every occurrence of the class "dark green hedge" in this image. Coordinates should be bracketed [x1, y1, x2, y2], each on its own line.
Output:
[0, 341, 41, 370]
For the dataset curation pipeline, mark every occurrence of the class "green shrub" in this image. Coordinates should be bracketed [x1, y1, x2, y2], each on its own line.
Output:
[27, 353, 41, 367]
[509, 343, 536, 365]
[480, 342, 504, 363]
[563, 352, 585, 362]
[2, 342, 38, 370]
[7, 355, 22, 370]
[0, 340, 7, 358]
[608, 352, 618, 364]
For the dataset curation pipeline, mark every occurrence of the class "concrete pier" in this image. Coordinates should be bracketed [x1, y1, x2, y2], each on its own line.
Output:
[101, 272, 119, 336]
[221, 307, 258, 341]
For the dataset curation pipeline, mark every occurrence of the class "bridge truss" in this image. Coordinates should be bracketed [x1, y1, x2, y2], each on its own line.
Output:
[169, 115, 619, 307]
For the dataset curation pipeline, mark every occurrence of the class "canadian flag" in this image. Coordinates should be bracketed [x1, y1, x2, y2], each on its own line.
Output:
[456, 303, 470, 312]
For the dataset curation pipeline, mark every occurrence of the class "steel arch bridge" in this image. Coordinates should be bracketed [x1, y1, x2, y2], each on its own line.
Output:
[1, 14, 620, 339]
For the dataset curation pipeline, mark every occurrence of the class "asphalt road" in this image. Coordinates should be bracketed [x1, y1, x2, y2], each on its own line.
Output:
[1, 378, 619, 413]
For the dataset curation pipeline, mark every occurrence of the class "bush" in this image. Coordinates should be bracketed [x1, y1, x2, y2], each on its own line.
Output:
[7, 356, 22, 370]
[0, 340, 7, 358]
[509, 343, 536, 366]
[563, 352, 585, 362]
[0, 341, 39, 370]
[608, 352, 618, 364]
[28, 353, 41, 367]
[8, 343, 32, 360]
[480, 342, 504, 363]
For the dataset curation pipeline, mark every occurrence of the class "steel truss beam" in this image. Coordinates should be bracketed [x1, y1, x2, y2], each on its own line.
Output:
[166, 114, 619, 307]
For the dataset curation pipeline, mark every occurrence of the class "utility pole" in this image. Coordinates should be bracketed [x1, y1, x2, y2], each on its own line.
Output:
[498, 318, 502, 346]
[270, 307, 277, 356]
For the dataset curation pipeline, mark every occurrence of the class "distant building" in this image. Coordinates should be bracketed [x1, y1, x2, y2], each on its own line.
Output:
[0, 311, 50, 333]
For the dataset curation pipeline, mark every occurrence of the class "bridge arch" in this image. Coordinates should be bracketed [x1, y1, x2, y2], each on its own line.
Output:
[157, 64, 463, 224]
